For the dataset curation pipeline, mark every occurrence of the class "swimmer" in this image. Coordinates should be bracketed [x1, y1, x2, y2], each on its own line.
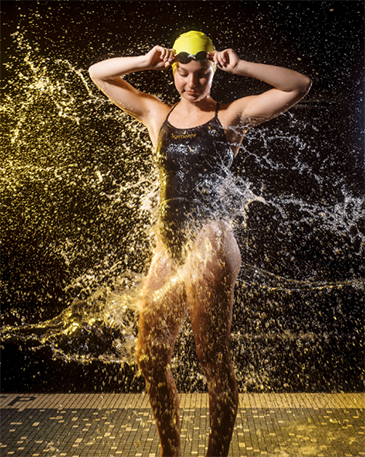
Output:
[89, 30, 311, 457]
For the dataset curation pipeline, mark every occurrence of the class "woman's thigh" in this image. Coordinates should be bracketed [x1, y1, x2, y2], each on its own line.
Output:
[137, 242, 187, 361]
[184, 220, 241, 362]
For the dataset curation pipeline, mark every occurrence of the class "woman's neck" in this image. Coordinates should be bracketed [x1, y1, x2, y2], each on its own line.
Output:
[168, 97, 218, 129]
[177, 96, 216, 116]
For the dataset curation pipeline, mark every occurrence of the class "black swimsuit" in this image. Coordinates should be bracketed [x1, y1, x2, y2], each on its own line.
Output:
[156, 103, 234, 262]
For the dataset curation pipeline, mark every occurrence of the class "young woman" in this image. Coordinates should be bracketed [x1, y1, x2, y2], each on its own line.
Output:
[89, 31, 311, 457]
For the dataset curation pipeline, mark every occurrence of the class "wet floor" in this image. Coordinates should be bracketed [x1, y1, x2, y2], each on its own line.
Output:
[1, 392, 364, 456]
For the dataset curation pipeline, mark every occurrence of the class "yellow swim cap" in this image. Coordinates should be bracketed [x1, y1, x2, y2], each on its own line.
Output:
[172, 30, 216, 73]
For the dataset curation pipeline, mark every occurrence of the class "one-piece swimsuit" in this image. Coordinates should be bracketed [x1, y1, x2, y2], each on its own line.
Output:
[156, 102, 234, 262]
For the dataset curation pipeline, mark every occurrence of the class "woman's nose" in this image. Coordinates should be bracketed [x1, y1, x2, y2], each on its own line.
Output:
[187, 74, 197, 88]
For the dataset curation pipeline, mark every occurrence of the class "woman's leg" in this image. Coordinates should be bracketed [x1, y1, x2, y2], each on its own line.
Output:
[186, 222, 241, 457]
[136, 246, 187, 457]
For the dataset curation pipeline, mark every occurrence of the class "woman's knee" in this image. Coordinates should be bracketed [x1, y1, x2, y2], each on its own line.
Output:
[196, 343, 233, 378]
[136, 329, 174, 381]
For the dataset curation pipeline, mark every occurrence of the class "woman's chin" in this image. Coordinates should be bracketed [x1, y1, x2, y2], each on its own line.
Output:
[182, 91, 206, 102]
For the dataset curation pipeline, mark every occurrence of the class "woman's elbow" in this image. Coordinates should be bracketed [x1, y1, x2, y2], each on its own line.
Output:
[88, 63, 117, 84]
[300, 76, 312, 95]
[88, 64, 99, 82]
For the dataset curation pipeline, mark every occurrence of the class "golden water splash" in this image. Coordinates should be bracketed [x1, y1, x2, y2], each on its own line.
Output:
[1, 31, 363, 392]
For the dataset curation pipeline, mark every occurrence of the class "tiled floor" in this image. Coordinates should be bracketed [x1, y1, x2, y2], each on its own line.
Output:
[0, 393, 364, 456]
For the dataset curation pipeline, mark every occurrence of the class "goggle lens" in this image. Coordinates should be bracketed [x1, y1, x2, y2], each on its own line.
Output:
[175, 51, 208, 64]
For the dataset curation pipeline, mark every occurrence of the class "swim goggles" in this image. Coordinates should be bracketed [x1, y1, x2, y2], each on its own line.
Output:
[175, 51, 209, 64]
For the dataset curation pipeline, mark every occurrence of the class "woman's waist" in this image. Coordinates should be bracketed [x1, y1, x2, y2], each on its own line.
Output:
[159, 197, 199, 214]
[159, 180, 222, 203]
[159, 196, 229, 224]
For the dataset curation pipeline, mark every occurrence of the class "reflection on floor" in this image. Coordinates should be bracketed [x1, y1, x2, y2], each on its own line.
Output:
[1, 393, 364, 456]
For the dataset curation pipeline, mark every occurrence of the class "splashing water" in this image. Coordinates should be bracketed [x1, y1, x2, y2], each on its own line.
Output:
[1, 29, 363, 393]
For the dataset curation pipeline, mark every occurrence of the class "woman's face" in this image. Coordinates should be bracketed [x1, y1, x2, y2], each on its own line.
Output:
[173, 60, 214, 102]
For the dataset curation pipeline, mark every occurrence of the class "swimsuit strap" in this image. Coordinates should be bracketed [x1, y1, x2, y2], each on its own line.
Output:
[215, 102, 220, 118]
[165, 104, 178, 123]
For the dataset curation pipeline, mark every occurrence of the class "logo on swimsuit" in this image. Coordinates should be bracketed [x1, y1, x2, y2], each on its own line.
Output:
[171, 133, 197, 139]
[207, 127, 221, 137]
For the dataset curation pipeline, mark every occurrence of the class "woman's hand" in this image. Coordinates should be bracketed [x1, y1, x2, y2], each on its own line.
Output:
[145, 46, 175, 70]
[208, 49, 241, 74]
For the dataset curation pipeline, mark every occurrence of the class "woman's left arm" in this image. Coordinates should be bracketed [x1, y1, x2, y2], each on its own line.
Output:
[209, 49, 312, 125]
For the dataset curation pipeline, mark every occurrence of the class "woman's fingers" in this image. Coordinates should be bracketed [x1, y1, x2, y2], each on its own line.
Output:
[147, 46, 175, 69]
[208, 50, 227, 68]
[160, 47, 175, 63]
[209, 49, 239, 72]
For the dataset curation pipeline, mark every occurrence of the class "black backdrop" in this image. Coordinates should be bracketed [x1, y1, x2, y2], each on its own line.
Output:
[1, 1, 364, 393]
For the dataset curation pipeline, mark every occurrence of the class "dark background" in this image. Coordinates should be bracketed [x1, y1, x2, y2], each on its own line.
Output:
[1, 0, 364, 393]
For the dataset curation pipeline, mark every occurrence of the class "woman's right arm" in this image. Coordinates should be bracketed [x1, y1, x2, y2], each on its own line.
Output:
[89, 46, 174, 127]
